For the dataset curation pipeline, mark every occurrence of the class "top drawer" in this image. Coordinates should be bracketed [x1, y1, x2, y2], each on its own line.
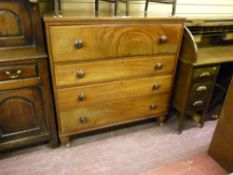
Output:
[50, 24, 183, 62]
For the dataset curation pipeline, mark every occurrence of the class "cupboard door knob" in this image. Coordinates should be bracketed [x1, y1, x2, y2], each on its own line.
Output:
[155, 63, 163, 70]
[79, 116, 88, 124]
[196, 86, 207, 92]
[193, 100, 204, 107]
[152, 83, 160, 90]
[78, 93, 86, 101]
[149, 104, 158, 110]
[160, 35, 168, 43]
[199, 72, 211, 78]
[74, 39, 83, 49]
[77, 69, 85, 79]
[5, 70, 22, 79]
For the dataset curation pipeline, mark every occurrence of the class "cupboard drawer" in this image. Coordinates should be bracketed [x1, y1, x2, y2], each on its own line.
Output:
[50, 24, 183, 62]
[55, 55, 176, 87]
[0, 64, 38, 81]
[59, 94, 169, 134]
[58, 75, 173, 111]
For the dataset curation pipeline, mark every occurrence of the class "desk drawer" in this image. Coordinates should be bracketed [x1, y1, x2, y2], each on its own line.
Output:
[50, 24, 182, 62]
[58, 75, 173, 111]
[59, 94, 169, 134]
[55, 55, 176, 87]
[0, 64, 38, 82]
[192, 65, 220, 81]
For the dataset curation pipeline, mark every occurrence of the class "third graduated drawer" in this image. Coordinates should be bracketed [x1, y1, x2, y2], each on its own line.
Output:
[55, 55, 176, 87]
[59, 94, 169, 134]
[58, 75, 173, 111]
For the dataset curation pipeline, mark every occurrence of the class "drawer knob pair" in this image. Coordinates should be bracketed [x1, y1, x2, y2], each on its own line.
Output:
[149, 104, 158, 110]
[152, 83, 160, 90]
[193, 100, 204, 107]
[78, 93, 86, 101]
[79, 116, 88, 124]
[196, 86, 207, 92]
[155, 63, 163, 70]
[74, 39, 83, 49]
[77, 69, 85, 79]
[160, 35, 168, 43]
[199, 72, 211, 78]
[5, 70, 22, 79]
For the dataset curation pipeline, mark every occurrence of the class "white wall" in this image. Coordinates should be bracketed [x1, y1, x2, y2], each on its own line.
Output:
[58, 0, 233, 17]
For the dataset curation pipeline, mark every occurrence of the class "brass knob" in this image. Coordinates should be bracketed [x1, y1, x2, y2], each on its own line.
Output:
[79, 116, 88, 124]
[149, 104, 158, 110]
[5, 70, 22, 79]
[155, 63, 163, 70]
[77, 69, 85, 79]
[78, 93, 86, 101]
[160, 35, 168, 43]
[199, 72, 211, 78]
[28, 0, 39, 4]
[152, 83, 160, 90]
[74, 40, 83, 49]
[193, 100, 204, 107]
[196, 86, 207, 92]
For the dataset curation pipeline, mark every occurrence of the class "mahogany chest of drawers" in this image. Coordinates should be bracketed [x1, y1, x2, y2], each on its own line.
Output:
[44, 14, 184, 146]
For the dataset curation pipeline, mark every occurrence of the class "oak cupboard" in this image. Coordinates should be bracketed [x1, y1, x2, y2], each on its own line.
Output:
[0, 0, 58, 151]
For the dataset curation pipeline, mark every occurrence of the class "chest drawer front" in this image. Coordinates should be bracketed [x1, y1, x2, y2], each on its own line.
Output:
[50, 24, 182, 62]
[0, 64, 38, 81]
[192, 65, 220, 81]
[59, 94, 169, 134]
[55, 55, 176, 87]
[58, 75, 172, 111]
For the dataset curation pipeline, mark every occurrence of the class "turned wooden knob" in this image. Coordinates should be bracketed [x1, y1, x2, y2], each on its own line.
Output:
[149, 104, 158, 110]
[160, 35, 168, 43]
[74, 39, 83, 49]
[152, 83, 160, 90]
[76, 69, 85, 79]
[79, 116, 88, 124]
[78, 93, 86, 101]
[155, 63, 163, 70]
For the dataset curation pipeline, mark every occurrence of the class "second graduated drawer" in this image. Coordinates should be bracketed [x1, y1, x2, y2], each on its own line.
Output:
[55, 55, 176, 87]
[58, 75, 173, 111]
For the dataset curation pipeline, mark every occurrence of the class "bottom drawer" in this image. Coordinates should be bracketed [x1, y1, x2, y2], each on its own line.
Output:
[59, 94, 169, 134]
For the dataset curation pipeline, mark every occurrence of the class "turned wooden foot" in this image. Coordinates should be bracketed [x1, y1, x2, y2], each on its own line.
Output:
[60, 136, 71, 147]
[158, 115, 166, 126]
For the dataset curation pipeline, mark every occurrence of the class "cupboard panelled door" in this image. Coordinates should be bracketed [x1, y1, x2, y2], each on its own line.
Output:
[0, 87, 48, 142]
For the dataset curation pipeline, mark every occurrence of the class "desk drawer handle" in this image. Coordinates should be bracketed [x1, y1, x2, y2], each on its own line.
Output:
[5, 70, 22, 79]
[196, 86, 208, 92]
[193, 100, 204, 107]
[78, 93, 86, 101]
[199, 72, 211, 78]
[155, 63, 163, 70]
[74, 39, 83, 49]
[77, 69, 85, 79]
[149, 104, 158, 110]
[160, 35, 168, 43]
[79, 116, 88, 124]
